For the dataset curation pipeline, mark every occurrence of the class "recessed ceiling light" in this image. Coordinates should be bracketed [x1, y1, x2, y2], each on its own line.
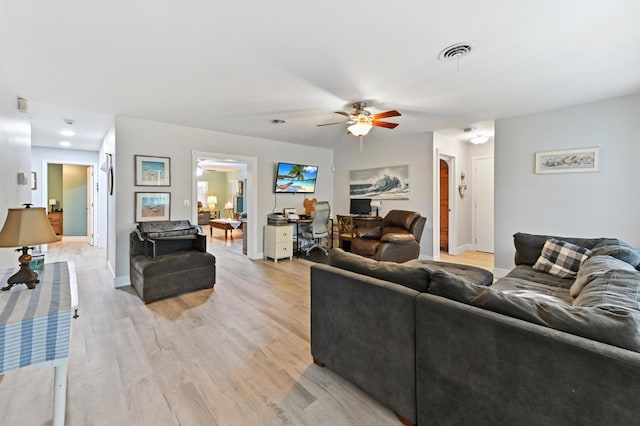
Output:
[59, 141, 72, 147]
[271, 119, 286, 125]
[61, 130, 75, 137]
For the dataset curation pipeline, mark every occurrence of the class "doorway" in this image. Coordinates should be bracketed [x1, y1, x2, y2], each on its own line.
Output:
[41, 161, 97, 245]
[439, 159, 449, 251]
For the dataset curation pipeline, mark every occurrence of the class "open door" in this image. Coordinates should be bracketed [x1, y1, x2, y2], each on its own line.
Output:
[86, 166, 95, 245]
[439, 159, 449, 251]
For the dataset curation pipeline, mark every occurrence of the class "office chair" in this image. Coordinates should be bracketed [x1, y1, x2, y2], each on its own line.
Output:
[301, 201, 331, 256]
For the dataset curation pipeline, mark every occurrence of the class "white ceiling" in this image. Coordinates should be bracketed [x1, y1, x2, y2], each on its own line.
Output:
[1, 1, 639, 151]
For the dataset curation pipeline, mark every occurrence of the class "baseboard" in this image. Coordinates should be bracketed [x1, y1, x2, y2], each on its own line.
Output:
[114, 275, 130, 288]
[493, 268, 510, 279]
[449, 244, 473, 256]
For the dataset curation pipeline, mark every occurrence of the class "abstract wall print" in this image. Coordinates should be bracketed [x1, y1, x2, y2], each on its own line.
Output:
[135, 155, 171, 186]
[135, 192, 170, 222]
[535, 147, 600, 174]
[350, 164, 410, 199]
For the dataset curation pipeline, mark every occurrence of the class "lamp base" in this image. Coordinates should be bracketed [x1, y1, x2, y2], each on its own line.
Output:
[2, 264, 39, 291]
[1, 247, 39, 291]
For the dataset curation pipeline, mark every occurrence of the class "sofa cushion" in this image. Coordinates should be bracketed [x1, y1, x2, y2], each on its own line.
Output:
[328, 248, 429, 292]
[573, 269, 640, 311]
[513, 233, 602, 266]
[532, 238, 591, 278]
[405, 259, 494, 287]
[505, 265, 575, 290]
[570, 255, 637, 297]
[590, 238, 640, 270]
[429, 270, 640, 352]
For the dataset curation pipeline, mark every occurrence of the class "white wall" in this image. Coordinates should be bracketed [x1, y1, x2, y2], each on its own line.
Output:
[495, 94, 640, 270]
[0, 81, 32, 268]
[113, 116, 333, 284]
[30, 146, 99, 208]
[333, 132, 435, 257]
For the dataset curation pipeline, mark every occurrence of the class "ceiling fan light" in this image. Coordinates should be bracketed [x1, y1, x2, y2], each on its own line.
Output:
[470, 135, 489, 144]
[347, 122, 372, 137]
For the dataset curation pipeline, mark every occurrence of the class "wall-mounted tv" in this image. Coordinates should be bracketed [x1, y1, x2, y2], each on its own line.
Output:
[274, 162, 318, 193]
[350, 198, 372, 215]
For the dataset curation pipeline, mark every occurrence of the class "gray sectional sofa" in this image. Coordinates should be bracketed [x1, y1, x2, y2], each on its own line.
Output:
[310, 234, 640, 425]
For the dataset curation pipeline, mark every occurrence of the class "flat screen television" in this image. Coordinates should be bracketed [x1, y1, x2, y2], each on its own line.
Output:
[274, 162, 318, 193]
[350, 198, 372, 215]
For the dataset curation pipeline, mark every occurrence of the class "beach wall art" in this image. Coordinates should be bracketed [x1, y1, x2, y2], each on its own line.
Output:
[535, 147, 600, 174]
[350, 164, 410, 199]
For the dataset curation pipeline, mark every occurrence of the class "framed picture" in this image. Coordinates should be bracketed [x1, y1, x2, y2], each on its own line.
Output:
[349, 164, 410, 199]
[31, 172, 37, 190]
[135, 192, 170, 222]
[535, 147, 600, 174]
[135, 155, 171, 186]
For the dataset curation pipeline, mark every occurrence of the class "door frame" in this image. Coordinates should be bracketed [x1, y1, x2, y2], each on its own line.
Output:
[191, 150, 258, 259]
[472, 155, 494, 252]
[40, 159, 99, 245]
[433, 150, 457, 258]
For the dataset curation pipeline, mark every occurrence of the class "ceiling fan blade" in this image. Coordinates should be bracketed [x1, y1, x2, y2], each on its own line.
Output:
[373, 110, 401, 119]
[317, 121, 347, 127]
[372, 120, 399, 129]
[335, 111, 351, 117]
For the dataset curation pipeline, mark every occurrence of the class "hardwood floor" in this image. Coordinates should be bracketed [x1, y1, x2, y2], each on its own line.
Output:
[0, 227, 494, 425]
[0, 229, 401, 426]
[438, 250, 494, 272]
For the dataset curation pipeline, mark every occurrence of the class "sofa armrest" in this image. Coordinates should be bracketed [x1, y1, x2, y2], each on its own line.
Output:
[415, 293, 640, 425]
[381, 233, 416, 244]
[311, 264, 420, 424]
[374, 239, 420, 263]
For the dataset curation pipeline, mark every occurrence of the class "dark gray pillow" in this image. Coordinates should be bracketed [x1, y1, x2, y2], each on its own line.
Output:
[430, 270, 640, 352]
[591, 238, 640, 269]
[328, 248, 430, 292]
[573, 269, 640, 311]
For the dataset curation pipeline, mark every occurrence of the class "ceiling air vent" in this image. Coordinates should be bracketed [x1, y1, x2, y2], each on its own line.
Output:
[438, 43, 474, 62]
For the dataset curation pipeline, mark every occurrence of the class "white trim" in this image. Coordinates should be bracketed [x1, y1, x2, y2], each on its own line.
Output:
[433, 150, 457, 257]
[59, 236, 87, 242]
[449, 243, 473, 256]
[114, 275, 130, 288]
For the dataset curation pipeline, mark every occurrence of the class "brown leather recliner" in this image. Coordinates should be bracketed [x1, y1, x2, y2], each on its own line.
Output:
[351, 210, 426, 263]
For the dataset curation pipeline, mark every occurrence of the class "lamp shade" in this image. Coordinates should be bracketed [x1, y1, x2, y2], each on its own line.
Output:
[207, 195, 218, 205]
[0, 207, 60, 247]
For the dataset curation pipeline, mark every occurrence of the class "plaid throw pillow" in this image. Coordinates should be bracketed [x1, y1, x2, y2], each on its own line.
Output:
[533, 238, 591, 278]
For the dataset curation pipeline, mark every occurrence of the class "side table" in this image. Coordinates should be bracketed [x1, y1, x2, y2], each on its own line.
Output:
[0, 261, 78, 426]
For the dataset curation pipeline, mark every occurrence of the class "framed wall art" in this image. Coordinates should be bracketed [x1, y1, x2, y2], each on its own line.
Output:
[135, 192, 170, 222]
[349, 164, 410, 199]
[535, 147, 600, 174]
[31, 172, 37, 190]
[135, 155, 171, 186]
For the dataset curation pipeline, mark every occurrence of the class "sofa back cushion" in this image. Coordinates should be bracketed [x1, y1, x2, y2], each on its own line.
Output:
[573, 269, 640, 311]
[328, 248, 430, 292]
[570, 255, 637, 297]
[590, 238, 640, 270]
[429, 270, 640, 352]
[514, 233, 602, 266]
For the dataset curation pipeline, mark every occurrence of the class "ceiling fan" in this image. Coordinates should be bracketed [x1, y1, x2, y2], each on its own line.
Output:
[317, 102, 401, 150]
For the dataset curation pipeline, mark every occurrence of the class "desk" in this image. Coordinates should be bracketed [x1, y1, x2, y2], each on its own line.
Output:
[0, 261, 78, 426]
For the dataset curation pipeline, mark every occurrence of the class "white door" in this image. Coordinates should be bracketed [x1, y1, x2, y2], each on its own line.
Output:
[86, 166, 94, 246]
[474, 157, 494, 253]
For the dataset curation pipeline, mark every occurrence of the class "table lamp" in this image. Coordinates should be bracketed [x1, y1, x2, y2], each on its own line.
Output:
[207, 195, 218, 212]
[49, 198, 57, 212]
[0, 204, 60, 291]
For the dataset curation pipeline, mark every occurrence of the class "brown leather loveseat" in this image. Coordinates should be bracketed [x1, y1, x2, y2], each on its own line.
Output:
[351, 210, 426, 263]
